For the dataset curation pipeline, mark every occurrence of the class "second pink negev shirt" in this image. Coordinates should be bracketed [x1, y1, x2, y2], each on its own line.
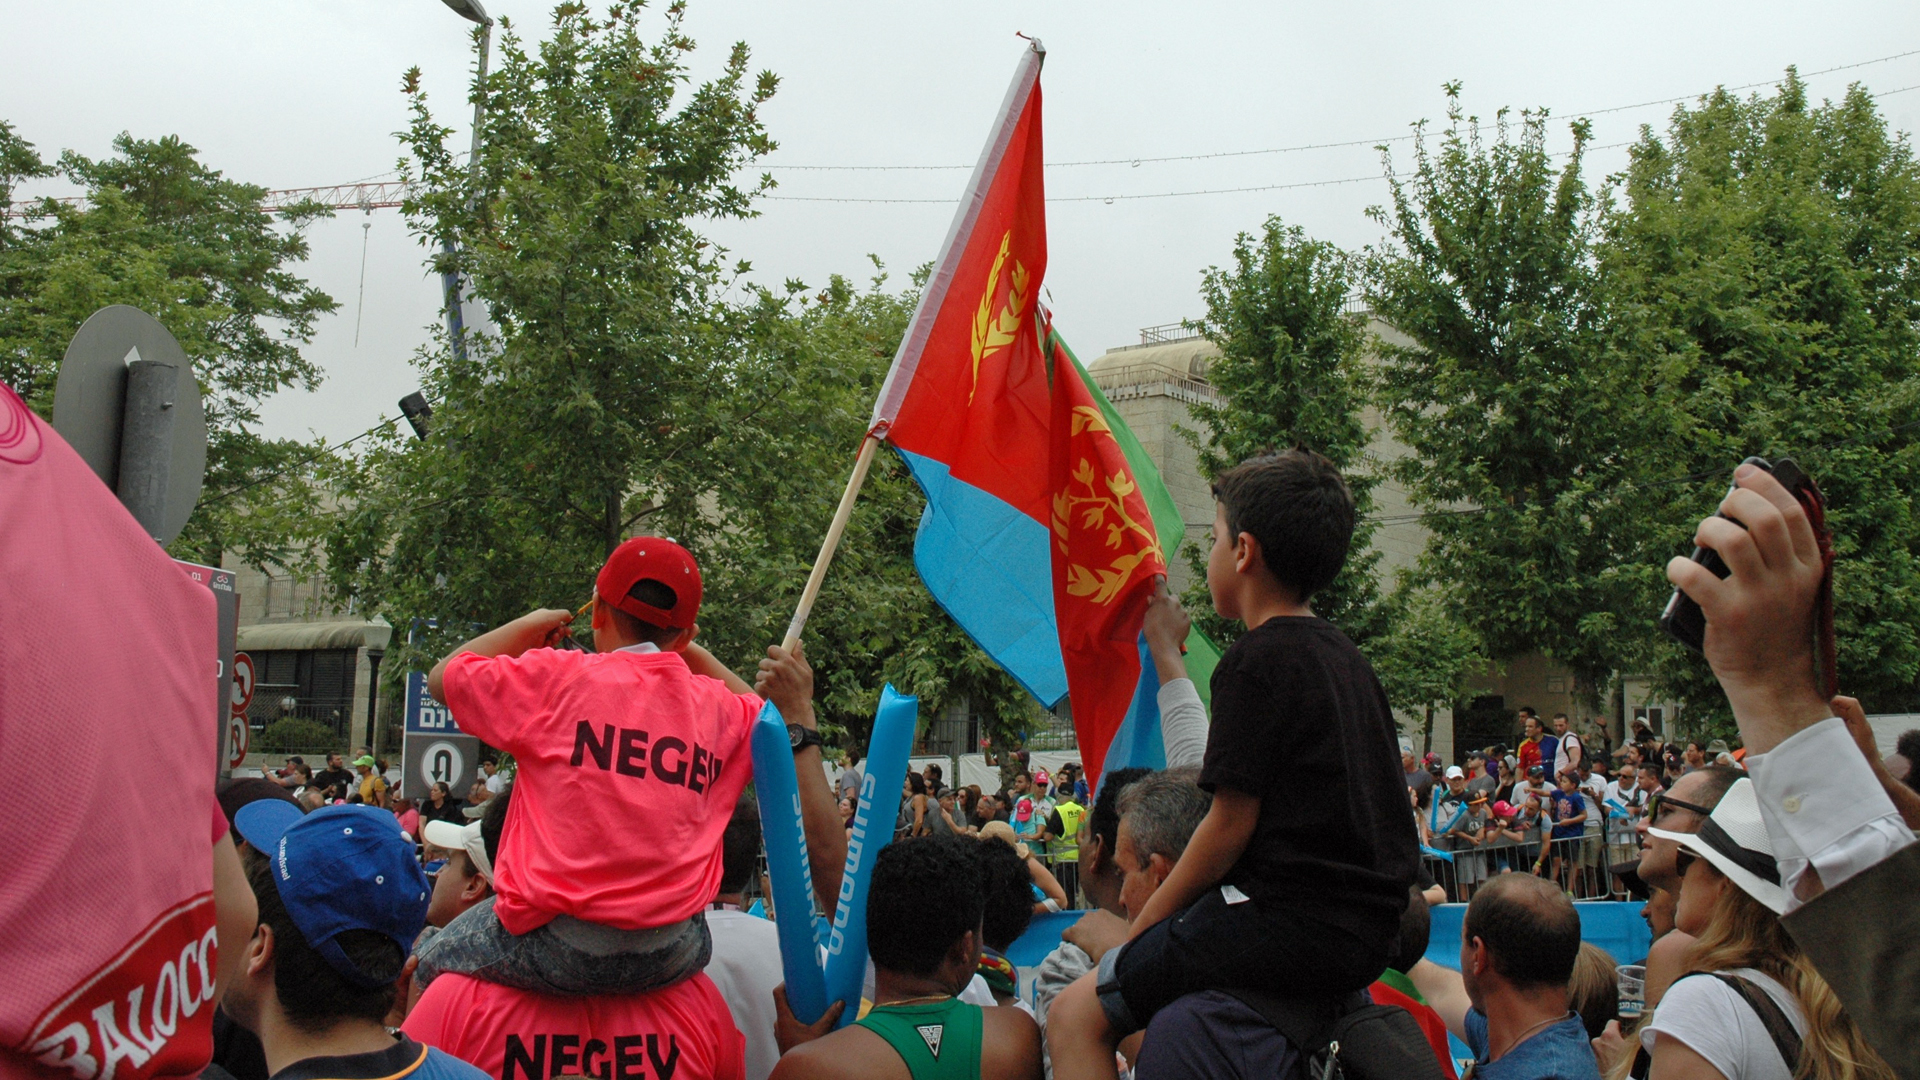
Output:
[443, 648, 760, 933]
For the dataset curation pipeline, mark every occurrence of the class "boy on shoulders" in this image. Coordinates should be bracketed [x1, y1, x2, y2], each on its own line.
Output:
[1045, 450, 1420, 1080]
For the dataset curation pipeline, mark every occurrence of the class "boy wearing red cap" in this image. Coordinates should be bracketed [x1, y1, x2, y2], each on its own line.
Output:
[418, 536, 816, 997]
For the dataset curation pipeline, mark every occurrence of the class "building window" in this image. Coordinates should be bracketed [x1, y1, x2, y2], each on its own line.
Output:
[247, 649, 358, 740]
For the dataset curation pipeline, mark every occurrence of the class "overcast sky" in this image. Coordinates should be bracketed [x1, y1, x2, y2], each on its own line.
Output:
[6, 2, 1915, 445]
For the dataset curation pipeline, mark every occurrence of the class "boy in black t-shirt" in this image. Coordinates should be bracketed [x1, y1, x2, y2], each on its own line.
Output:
[1046, 450, 1420, 1080]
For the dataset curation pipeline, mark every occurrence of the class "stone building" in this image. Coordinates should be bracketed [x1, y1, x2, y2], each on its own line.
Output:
[225, 562, 392, 764]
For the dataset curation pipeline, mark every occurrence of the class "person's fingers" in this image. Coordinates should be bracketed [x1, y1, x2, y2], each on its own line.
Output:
[812, 1000, 846, 1032]
[1831, 695, 1879, 761]
[1722, 487, 1803, 575]
[1694, 515, 1765, 585]
[1666, 555, 1728, 610]
[772, 983, 791, 1016]
[1735, 463, 1821, 566]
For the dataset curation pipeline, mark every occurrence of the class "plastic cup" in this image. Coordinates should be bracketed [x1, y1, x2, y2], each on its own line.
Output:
[1617, 964, 1647, 1019]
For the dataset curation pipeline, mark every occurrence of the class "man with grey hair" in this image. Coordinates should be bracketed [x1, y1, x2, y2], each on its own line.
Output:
[1111, 770, 1215, 924]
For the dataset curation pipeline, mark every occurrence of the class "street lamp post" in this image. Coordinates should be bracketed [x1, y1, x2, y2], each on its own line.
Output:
[437, 0, 493, 365]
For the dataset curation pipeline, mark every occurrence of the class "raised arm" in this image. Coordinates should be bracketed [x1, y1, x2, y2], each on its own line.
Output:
[1143, 581, 1210, 768]
[756, 643, 846, 915]
[426, 608, 573, 701]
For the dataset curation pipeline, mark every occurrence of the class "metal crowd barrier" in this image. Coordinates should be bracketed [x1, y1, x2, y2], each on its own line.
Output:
[1423, 830, 1616, 902]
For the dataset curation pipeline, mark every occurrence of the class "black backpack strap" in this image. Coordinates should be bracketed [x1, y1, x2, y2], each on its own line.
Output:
[1706, 973, 1803, 1073]
[1661, 971, 1803, 1073]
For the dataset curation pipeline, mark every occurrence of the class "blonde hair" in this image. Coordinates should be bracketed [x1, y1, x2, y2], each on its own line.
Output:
[1611, 863, 1894, 1080]
[1568, 942, 1620, 1039]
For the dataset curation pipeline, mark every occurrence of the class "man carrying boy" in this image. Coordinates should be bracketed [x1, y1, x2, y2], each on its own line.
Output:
[1046, 450, 1420, 1080]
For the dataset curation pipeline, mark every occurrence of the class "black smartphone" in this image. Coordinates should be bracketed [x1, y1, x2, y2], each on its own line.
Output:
[1660, 456, 1812, 653]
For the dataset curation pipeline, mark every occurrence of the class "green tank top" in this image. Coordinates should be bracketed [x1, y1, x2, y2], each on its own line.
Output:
[856, 997, 984, 1080]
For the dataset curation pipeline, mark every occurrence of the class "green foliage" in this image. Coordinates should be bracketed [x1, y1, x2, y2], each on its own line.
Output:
[327, 4, 1038, 750]
[0, 124, 338, 570]
[1364, 75, 1920, 729]
[1184, 216, 1385, 645]
[257, 716, 339, 754]
[1365, 91, 1666, 700]
[1366, 585, 1490, 748]
[1601, 74, 1920, 722]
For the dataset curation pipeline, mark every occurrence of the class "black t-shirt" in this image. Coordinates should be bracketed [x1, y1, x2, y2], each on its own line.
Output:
[313, 766, 354, 793]
[1199, 616, 1421, 928]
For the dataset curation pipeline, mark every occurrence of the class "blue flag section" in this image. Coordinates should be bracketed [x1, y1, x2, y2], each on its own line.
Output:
[822, 686, 919, 1027]
[898, 449, 1067, 708]
[749, 701, 831, 1025]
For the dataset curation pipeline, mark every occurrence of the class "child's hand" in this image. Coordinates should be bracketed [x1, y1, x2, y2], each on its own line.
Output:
[756, 642, 816, 725]
[510, 608, 575, 653]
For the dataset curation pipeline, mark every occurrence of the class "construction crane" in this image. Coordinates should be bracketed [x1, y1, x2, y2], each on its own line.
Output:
[2, 178, 417, 218]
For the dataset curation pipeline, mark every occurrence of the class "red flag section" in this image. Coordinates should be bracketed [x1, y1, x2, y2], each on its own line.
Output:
[1047, 325, 1168, 783]
[877, 50, 1050, 525]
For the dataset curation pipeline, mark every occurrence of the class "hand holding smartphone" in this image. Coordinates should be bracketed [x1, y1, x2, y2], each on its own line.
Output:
[1660, 456, 1815, 653]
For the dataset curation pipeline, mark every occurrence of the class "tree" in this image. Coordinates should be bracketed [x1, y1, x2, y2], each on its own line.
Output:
[1368, 585, 1490, 756]
[1365, 88, 1670, 705]
[1601, 74, 1920, 727]
[0, 124, 338, 569]
[1184, 216, 1385, 646]
[325, 2, 781, 671]
[327, 4, 1040, 749]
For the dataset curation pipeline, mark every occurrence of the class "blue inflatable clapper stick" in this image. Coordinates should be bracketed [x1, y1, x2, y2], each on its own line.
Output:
[750, 700, 831, 1024]
[821, 684, 918, 1028]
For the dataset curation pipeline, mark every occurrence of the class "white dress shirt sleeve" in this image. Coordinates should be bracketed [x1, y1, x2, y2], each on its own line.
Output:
[1156, 677, 1210, 769]
[1749, 716, 1915, 909]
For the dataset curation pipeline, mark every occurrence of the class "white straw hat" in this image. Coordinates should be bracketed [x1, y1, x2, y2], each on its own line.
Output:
[1647, 777, 1786, 914]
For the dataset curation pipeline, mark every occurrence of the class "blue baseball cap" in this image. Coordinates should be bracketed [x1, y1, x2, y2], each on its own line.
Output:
[234, 799, 304, 852]
[254, 804, 430, 986]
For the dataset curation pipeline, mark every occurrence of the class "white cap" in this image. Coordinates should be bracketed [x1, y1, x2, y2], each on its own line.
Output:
[1444, 766, 1465, 780]
[422, 818, 492, 881]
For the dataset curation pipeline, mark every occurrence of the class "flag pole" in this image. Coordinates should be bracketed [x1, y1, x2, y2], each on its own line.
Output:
[781, 433, 880, 652]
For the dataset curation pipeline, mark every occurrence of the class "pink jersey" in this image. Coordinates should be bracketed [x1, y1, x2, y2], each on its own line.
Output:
[404, 972, 745, 1080]
[0, 383, 221, 1079]
[442, 648, 759, 933]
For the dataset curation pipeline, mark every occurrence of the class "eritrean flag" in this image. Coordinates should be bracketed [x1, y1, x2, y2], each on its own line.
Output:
[868, 43, 1218, 786]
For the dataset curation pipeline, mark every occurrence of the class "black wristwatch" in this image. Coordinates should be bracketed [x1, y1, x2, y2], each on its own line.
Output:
[788, 724, 824, 755]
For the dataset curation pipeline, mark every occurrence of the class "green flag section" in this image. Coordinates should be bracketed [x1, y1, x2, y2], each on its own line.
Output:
[1053, 334, 1222, 705]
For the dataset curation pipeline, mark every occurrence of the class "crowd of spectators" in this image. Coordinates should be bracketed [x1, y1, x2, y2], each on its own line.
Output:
[13, 417, 1920, 1080]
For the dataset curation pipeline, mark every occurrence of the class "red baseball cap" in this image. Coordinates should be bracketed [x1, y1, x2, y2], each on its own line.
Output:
[595, 537, 701, 629]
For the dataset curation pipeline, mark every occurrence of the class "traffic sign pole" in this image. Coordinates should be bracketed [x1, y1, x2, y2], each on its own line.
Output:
[116, 359, 180, 541]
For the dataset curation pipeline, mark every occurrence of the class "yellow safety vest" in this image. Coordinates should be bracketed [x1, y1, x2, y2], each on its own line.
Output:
[1052, 800, 1086, 862]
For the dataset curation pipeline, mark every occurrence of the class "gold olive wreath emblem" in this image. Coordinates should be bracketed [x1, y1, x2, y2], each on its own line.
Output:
[1051, 406, 1165, 605]
[969, 230, 1030, 404]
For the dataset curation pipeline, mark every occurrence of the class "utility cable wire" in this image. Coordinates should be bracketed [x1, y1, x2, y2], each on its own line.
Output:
[759, 49, 1920, 172]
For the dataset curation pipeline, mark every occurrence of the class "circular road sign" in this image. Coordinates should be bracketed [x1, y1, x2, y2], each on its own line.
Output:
[231, 651, 256, 717]
[420, 740, 467, 792]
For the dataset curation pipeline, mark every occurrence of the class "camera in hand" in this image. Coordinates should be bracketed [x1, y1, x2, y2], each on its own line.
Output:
[1660, 456, 1812, 654]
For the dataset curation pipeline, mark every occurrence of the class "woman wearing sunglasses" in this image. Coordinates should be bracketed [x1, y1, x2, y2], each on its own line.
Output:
[1600, 778, 1892, 1080]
